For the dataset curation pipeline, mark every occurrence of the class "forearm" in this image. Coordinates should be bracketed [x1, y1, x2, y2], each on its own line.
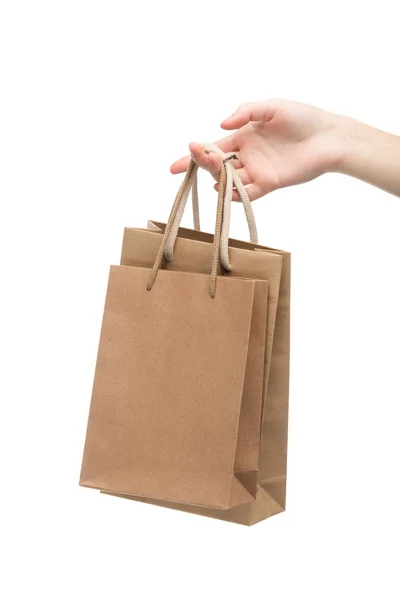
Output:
[334, 117, 400, 197]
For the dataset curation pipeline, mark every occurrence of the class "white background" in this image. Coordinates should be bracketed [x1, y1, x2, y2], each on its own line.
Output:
[1, 1, 399, 598]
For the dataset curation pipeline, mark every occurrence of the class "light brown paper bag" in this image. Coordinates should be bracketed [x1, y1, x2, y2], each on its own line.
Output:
[81, 154, 290, 525]
[108, 224, 290, 524]
[80, 265, 268, 508]
[81, 159, 280, 516]
[146, 222, 291, 511]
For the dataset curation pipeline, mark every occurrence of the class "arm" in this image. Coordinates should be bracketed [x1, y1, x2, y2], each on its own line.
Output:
[336, 117, 400, 197]
[171, 100, 400, 199]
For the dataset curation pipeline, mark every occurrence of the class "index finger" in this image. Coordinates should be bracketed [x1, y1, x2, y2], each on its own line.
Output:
[170, 155, 190, 174]
[170, 135, 237, 174]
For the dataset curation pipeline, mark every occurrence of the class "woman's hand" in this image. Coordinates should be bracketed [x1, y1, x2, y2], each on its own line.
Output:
[171, 99, 345, 201]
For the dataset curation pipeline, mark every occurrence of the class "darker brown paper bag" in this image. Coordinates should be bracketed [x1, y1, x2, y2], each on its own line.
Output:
[80, 155, 290, 525]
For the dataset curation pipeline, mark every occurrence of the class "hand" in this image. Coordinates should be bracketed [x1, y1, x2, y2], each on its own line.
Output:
[170, 99, 345, 201]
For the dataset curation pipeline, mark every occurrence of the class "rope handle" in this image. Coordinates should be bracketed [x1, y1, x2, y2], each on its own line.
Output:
[163, 143, 258, 271]
[147, 160, 227, 298]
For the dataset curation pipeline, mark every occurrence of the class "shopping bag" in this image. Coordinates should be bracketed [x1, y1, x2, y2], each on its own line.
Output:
[80, 155, 275, 512]
[144, 221, 291, 511]
[110, 226, 290, 524]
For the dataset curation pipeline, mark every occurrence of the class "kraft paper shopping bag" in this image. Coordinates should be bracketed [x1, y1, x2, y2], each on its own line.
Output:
[81, 147, 290, 525]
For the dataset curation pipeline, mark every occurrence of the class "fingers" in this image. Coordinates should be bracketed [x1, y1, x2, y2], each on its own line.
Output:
[211, 134, 238, 154]
[213, 168, 262, 202]
[170, 135, 239, 175]
[214, 182, 265, 202]
[189, 142, 221, 179]
[172, 141, 268, 202]
[214, 168, 252, 188]
[170, 148, 225, 177]
[221, 100, 281, 130]
[170, 155, 190, 174]
[231, 184, 265, 202]
[170, 147, 222, 178]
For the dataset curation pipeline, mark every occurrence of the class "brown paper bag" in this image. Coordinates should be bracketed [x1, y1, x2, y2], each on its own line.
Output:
[80, 264, 269, 508]
[107, 224, 290, 524]
[147, 222, 291, 510]
[81, 155, 290, 525]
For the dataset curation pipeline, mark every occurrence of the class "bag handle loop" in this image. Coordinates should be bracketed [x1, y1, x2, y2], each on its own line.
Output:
[163, 143, 258, 271]
[146, 159, 227, 298]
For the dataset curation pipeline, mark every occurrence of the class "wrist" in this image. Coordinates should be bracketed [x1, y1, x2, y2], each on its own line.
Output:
[325, 115, 400, 197]
[333, 117, 371, 176]
[323, 115, 367, 175]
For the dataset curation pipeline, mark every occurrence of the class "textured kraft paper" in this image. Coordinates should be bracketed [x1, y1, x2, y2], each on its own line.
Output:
[101, 224, 290, 525]
[80, 264, 270, 509]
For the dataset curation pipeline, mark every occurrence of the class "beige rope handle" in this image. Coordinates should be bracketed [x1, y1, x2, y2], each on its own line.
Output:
[147, 160, 227, 298]
[192, 169, 200, 231]
[163, 143, 258, 271]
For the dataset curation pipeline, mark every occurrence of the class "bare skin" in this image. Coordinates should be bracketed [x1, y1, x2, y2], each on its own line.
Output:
[170, 99, 400, 200]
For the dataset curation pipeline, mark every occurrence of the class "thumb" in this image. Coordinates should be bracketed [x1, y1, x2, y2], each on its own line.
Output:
[221, 100, 280, 130]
